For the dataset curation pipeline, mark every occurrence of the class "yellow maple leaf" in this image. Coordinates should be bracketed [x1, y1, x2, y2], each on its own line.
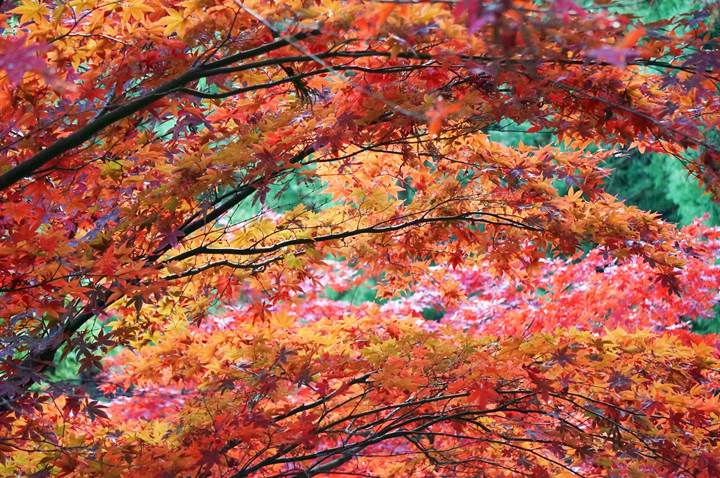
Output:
[122, 0, 154, 24]
[10, 0, 48, 23]
[284, 253, 304, 270]
[157, 8, 189, 37]
[69, 0, 98, 10]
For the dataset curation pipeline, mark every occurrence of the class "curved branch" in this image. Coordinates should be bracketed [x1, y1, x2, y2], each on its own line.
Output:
[177, 64, 431, 100]
[165, 212, 540, 264]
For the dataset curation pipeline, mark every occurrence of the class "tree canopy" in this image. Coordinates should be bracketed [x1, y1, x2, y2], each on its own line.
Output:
[0, 0, 719, 476]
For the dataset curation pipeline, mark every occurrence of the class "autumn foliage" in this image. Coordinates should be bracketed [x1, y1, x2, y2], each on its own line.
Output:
[1, 0, 720, 476]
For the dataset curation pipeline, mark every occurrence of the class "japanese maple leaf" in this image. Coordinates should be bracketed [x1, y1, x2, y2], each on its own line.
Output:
[157, 228, 186, 250]
[453, 0, 509, 33]
[0, 35, 50, 86]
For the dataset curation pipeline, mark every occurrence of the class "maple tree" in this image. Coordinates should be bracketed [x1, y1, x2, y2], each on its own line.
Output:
[1, 0, 720, 476]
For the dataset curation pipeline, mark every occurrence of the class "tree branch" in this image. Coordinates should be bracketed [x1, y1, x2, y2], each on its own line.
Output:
[165, 212, 539, 264]
[0, 31, 318, 192]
